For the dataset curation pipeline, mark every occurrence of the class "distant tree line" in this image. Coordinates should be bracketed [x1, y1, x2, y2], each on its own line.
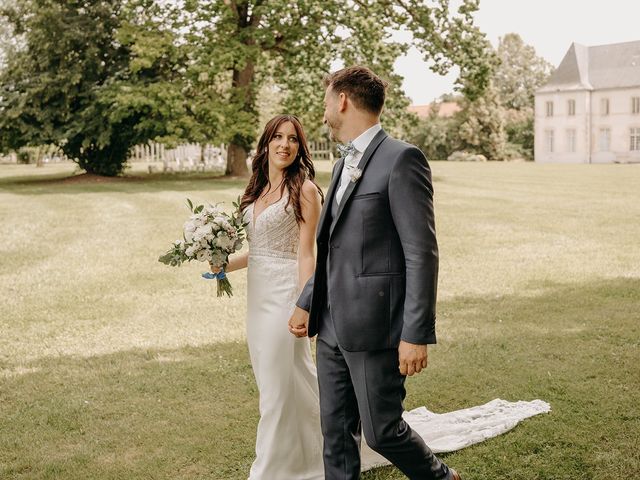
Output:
[408, 33, 554, 161]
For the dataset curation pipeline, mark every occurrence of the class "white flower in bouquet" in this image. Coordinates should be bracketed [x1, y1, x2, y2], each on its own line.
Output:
[196, 250, 211, 262]
[184, 221, 197, 241]
[215, 234, 236, 252]
[210, 251, 226, 266]
[159, 197, 247, 297]
[203, 224, 215, 237]
[204, 205, 219, 216]
[185, 244, 198, 258]
[192, 226, 208, 243]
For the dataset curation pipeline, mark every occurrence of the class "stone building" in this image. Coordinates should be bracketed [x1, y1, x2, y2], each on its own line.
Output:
[535, 40, 640, 163]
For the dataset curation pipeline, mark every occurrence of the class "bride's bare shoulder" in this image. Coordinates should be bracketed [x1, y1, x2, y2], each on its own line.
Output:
[301, 179, 321, 204]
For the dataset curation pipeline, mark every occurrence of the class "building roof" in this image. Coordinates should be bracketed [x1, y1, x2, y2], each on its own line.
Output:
[408, 102, 461, 119]
[539, 40, 640, 93]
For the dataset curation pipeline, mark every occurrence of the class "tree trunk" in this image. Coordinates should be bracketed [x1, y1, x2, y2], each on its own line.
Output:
[35, 146, 43, 167]
[225, 60, 256, 177]
[227, 143, 248, 176]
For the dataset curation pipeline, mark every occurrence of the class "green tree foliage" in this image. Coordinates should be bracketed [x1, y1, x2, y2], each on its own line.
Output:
[455, 35, 551, 160]
[408, 33, 552, 161]
[494, 33, 553, 159]
[408, 106, 460, 161]
[494, 33, 554, 111]
[1, 0, 494, 176]
[0, 2, 17, 71]
[408, 85, 509, 161]
[0, 0, 186, 176]
[113, 2, 194, 147]
[457, 82, 507, 160]
[178, 0, 495, 175]
[504, 107, 534, 159]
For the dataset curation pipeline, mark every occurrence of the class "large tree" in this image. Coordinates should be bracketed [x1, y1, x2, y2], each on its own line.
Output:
[0, 0, 187, 175]
[180, 0, 495, 176]
[457, 82, 507, 160]
[493, 33, 553, 158]
[493, 33, 554, 111]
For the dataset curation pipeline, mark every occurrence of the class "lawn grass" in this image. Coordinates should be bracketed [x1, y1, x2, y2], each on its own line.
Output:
[1, 161, 639, 479]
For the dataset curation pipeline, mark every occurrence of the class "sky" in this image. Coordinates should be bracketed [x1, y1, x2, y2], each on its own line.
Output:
[396, 0, 640, 105]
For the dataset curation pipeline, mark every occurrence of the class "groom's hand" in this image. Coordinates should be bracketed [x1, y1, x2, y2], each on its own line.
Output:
[288, 306, 309, 338]
[398, 341, 428, 376]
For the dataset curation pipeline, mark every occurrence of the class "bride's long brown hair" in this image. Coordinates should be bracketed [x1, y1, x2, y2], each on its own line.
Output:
[240, 115, 324, 224]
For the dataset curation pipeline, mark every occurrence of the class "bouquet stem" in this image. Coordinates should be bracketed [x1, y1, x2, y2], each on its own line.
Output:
[216, 277, 233, 297]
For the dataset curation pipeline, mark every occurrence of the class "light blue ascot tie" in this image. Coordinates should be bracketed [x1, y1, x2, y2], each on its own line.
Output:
[336, 141, 358, 161]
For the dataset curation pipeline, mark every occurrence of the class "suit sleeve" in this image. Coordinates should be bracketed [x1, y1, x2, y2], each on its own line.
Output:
[388, 146, 438, 344]
[295, 160, 341, 313]
[296, 274, 314, 312]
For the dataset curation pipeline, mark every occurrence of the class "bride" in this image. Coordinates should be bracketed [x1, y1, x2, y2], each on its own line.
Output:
[217, 114, 325, 479]
[214, 114, 550, 479]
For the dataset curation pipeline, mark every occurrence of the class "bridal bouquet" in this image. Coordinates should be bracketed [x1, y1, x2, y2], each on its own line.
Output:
[158, 198, 246, 297]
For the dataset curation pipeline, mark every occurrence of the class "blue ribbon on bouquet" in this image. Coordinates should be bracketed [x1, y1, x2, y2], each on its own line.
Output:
[202, 270, 226, 280]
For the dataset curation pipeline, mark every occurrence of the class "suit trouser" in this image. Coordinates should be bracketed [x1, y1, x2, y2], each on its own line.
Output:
[316, 306, 452, 480]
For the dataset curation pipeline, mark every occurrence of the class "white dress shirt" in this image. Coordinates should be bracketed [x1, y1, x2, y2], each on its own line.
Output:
[335, 123, 382, 205]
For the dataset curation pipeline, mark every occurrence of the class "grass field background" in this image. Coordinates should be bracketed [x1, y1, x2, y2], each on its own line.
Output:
[1, 161, 638, 479]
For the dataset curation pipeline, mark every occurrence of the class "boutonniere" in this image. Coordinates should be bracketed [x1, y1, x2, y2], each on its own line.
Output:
[346, 165, 362, 183]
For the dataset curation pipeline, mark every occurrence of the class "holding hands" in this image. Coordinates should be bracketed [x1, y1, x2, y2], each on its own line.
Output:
[288, 306, 310, 338]
[287, 306, 428, 379]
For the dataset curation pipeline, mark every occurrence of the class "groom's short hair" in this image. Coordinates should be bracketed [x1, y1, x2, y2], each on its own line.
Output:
[324, 66, 388, 115]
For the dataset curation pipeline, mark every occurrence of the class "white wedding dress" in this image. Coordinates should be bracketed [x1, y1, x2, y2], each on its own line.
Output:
[245, 192, 324, 480]
[244, 193, 551, 479]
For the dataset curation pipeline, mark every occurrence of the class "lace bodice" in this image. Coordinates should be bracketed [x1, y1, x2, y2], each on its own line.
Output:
[246, 193, 299, 260]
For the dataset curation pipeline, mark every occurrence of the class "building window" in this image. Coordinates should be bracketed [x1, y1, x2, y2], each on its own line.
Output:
[632, 97, 640, 114]
[601, 98, 610, 115]
[545, 101, 554, 117]
[545, 130, 555, 153]
[599, 128, 611, 152]
[568, 99, 576, 116]
[566, 129, 576, 152]
[631, 128, 640, 151]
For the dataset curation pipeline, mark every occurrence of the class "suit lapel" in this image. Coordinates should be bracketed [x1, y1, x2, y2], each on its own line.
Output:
[316, 158, 344, 240]
[329, 129, 387, 237]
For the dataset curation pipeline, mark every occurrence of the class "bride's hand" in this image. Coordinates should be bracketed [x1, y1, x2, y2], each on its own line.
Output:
[208, 261, 223, 274]
[288, 306, 309, 338]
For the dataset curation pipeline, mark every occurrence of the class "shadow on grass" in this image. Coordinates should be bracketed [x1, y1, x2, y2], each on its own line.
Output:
[1, 278, 638, 479]
[0, 168, 442, 198]
[0, 172, 248, 196]
[0, 169, 333, 196]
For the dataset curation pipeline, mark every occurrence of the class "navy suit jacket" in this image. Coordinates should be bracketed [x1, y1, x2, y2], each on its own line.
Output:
[297, 129, 439, 351]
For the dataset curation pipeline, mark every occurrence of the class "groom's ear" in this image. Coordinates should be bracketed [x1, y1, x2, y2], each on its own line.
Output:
[338, 92, 348, 112]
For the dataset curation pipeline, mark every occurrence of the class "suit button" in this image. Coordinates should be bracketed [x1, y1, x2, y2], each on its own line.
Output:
[378, 291, 385, 297]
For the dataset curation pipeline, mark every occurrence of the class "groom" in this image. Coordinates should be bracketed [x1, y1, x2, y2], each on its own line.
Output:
[289, 66, 461, 479]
